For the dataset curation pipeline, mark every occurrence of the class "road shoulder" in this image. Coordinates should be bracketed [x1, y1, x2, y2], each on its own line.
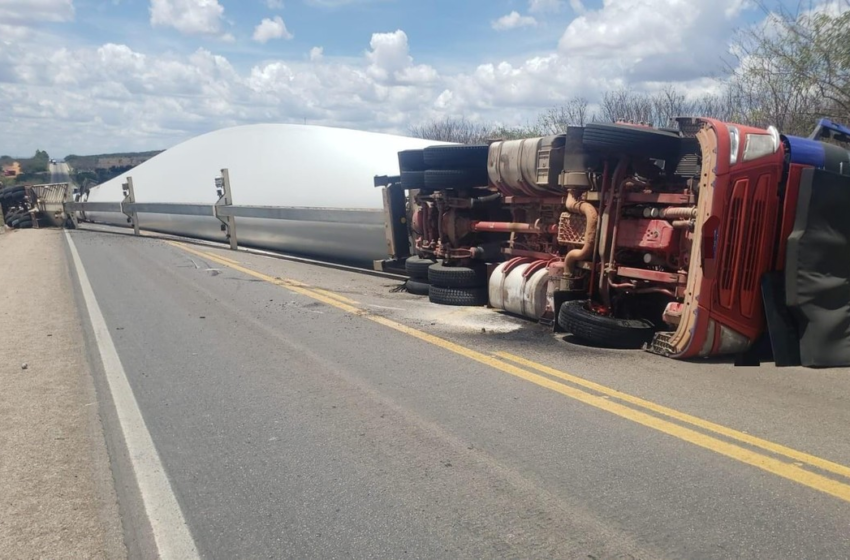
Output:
[0, 229, 125, 559]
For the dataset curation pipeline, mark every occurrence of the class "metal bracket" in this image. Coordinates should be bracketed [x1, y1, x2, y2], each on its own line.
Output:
[213, 168, 238, 250]
[375, 175, 410, 261]
[121, 177, 140, 236]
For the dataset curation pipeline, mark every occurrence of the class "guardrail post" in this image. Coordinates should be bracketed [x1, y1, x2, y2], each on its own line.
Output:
[214, 169, 238, 250]
[122, 176, 140, 236]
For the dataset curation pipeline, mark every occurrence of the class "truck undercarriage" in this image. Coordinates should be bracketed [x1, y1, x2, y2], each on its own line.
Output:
[395, 117, 850, 362]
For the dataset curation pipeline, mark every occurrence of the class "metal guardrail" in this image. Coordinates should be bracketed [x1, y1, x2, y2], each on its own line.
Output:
[67, 202, 385, 223]
[64, 169, 392, 254]
[66, 202, 123, 213]
[127, 203, 214, 216]
[216, 205, 384, 224]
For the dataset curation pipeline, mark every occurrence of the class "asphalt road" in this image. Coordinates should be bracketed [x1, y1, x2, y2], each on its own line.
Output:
[66, 228, 850, 559]
[49, 161, 71, 183]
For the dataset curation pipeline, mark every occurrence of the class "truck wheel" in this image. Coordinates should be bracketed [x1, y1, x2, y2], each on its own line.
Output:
[401, 171, 426, 190]
[583, 123, 682, 161]
[429, 285, 488, 306]
[424, 169, 489, 190]
[405, 279, 430, 296]
[428, 262, 486, 288]
[423, 145, 489, 170]
[398, 149, 426, 172]
[405, 256, 435, 279]
[559, 300, 654, 349]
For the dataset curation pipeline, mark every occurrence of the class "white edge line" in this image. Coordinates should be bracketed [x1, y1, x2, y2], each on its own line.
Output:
[65, 230, 199, 559]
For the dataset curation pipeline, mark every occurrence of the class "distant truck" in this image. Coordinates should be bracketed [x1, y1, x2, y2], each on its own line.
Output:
[388, 118, 850, 366]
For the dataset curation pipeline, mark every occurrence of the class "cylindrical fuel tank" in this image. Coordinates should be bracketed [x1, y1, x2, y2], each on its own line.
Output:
[488, 260, 551, 320]
[83, 124, 449, 265]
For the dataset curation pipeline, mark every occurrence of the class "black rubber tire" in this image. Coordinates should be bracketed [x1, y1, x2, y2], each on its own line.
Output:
[405, 256, 435, 279]
[398, 149, 426, 172]
[428, 262, 486, 288]
[558, 300, 655, 349]
[583, 123, 681, 161]
[428, 285, 488, 307]
[401, 171, 426, 190]
[405, 279, 431, 296]
[424, 169, 489, 190]
[423, 145, 489, 170]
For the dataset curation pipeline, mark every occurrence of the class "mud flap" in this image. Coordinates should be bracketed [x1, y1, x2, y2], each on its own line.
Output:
[785, 168, 850, 367]
[761, 272, 801, 367]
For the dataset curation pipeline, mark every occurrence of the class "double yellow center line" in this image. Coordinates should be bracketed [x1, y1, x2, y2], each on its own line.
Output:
[167, 240, 850, 504]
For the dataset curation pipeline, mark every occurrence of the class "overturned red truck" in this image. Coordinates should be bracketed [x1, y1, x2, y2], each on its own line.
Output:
[383, 117, 850, 366]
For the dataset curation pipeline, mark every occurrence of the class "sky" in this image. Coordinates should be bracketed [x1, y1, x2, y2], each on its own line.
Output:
[0, 0, 811, 157]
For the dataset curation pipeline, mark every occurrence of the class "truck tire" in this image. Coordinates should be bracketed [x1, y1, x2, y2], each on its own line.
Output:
[5, 193, 24, 205]
[405, 279, 430, 296]
[428, 262, 486, 288]
[424, 169, 489, 190]
[583, 123, 682, 161]
[429, 285, 488, 306]
[558, 300, 654, 349]
[401, 171, 426, 190]
[423, 145, 489, 170]
[398, 149, 426, 172]
[405, 256, 435, 279]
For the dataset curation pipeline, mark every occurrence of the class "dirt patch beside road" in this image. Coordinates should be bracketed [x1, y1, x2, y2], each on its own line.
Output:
[0, 229, 125, 559]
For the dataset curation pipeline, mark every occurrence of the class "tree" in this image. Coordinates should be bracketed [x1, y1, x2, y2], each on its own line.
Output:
[538, 97, 592, 132]
[409, 116, 494, 144]
[724, 1, 850, 135]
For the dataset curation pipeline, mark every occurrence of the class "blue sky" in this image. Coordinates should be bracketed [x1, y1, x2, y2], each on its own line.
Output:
[70, 0, 588, 68]
[0, 0, 817, 156]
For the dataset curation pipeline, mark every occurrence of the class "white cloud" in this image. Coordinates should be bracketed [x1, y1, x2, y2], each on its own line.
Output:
[0, 0, 764, 157]
[529, 0, 562, 13]
[0, 0, 74, 23]
[558, 0, 747, 82]
[366, 30, 437, 84]
[252, 16, 293, 43]
[149, 0, 225, 35]
[492, 11, 537, 31]
[265, 0, 284, 7]
[568, 0, 586, 14]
